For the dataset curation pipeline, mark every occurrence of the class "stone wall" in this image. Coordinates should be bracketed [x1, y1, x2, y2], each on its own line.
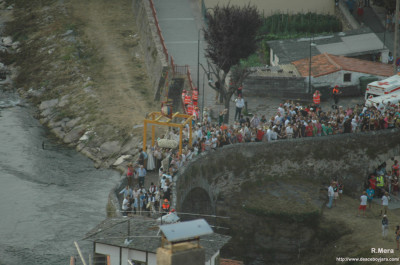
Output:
[131, 0, 169, 100]
[174, 128, 400, 212]
[173, 129, 400, 264]
[107, 178, 127, 217]
[243, 75, 307, 98]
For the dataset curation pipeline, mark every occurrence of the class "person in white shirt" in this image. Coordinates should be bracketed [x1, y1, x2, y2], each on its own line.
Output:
[270, 127, 278, 141]
[204, 138, 211, 151]
[274, 112, 283, 125]
[327, 182, 335, 208]
[381, 192, 389, 216]
[351, 116, 359, 133]
[358, 191, 368, 217]
[277, 104, 285, 115]
[234, 95, 245, 121]
[284, 118, 290, 127]
[211, 134, 218, 149]
[160, 176, 166, 190]
[285, 125, 294, 139]
[196, 127, 203, 141]
[264, 127, 272, 142]
[250, 114, 260, 128]
[122, 196, 130, 217]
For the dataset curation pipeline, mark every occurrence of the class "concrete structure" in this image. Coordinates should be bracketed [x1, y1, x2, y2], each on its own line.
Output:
[84, 217, 230, 265]
[291, 53, 393, 95]
[244, 75, 306, 98]
[203, 0, 335, 15]
[131, 0, 169, 100]
[157, 246, 205, 265]
[267, 28, 389, 66]
[157, 219, 212, 265]
[242, 65, 306, 98]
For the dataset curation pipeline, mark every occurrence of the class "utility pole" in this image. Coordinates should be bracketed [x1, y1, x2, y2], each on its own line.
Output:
[309, 36, 312, 94]
[394, 0, 399, 74]
[197, 29, 200, 91]
[74, 241, 88, 265]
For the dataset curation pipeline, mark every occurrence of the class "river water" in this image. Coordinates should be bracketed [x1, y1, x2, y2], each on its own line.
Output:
[0, 90, 120, 265]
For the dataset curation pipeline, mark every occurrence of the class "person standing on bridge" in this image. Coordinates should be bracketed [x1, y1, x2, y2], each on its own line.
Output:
[234, 95, 245, 121]
[136, 164, 147, 188]
[119, 185, 133, 199]
[122, 196, 130, 217]
[332, 85, 341, 107]
[313, 90, 321, 107]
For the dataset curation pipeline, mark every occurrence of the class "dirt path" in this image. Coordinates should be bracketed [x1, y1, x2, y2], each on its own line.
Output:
[69, 0, 156, 131]
[305, 195, 400, 264]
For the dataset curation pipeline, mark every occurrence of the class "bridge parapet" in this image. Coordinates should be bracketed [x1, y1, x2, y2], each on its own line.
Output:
[173, 129, 400, 212]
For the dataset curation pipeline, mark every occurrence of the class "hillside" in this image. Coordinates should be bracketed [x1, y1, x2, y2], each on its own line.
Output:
[1, 0, 157, 167]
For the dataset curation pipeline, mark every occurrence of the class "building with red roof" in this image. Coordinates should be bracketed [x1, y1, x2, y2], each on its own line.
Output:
[291, 53, 393, 94]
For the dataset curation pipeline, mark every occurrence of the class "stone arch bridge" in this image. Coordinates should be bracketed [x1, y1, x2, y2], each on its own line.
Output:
[173, 129, 400, 214]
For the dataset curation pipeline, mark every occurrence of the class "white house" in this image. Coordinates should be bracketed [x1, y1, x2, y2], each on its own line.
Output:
[267, 29, 389, 66]
[291, 53, 393, 89]
[84, 217, 230, 265]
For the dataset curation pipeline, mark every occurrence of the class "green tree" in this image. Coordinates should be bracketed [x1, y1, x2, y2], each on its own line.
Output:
[204, 4, 262, 122]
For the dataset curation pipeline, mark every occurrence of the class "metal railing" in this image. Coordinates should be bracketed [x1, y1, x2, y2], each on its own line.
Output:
[147, 0, 196, 115]
[148, 0, 169, 62]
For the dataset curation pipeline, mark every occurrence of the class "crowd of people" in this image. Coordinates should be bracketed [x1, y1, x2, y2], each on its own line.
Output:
[362, 160, 400, 247]
[120, 93, 400, 214]
[120, 147, 177, 217]
[196, 97, 400, 148]
[119, 90, 400, 252]
[327, 159, 400, 248]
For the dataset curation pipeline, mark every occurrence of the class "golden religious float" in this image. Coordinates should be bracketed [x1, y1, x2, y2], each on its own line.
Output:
[143, 102, 192, 155]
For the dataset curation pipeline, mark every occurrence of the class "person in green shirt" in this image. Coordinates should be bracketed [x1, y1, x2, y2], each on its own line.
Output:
[326, 123, 333, 135]
[321, 122, 328, 136]
[312, 122, 318, 136]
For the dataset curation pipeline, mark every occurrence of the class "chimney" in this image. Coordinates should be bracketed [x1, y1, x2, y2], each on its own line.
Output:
[157, 219, 212, 265]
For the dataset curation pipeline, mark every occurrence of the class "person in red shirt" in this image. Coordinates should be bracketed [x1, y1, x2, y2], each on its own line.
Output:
[369, 174, 377, 191]
[392, 160, 400, 177]
[313, 90, 321, 106]
[236, 132, 243, 143]
[220, 123, 228, 131]
[305, 123, 314, 137]
[126, 163, 134, 187]
[256, 128, 264, 142]
[237, 85, 243, 97]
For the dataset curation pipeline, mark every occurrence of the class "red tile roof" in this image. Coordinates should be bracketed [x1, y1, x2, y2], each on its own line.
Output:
[292, 53, 393, 78]
[221, 259, 244, 265]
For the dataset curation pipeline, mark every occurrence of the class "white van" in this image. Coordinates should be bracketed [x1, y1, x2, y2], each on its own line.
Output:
[365, 91, 400, 108]
[365, 74, 400, 100]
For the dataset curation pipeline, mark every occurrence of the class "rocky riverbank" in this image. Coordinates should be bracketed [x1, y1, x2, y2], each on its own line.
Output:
[1, 0, 157, 172]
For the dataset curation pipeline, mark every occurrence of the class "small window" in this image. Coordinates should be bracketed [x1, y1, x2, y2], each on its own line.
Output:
[344, 73, 351, 82]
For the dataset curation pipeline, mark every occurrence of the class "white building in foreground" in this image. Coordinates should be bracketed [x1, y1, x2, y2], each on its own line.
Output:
[84, 217, 230, 265]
